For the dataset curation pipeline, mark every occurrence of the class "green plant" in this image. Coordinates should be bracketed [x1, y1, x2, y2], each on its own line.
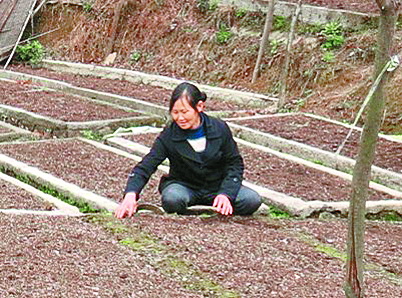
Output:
[16, 40, 44, 65]
[197, 0, 218, 12]
[130, 50, 142, 63]
[80, 129, 103, 141]
[83, 0, 93, 13]
[215, 24, 233, 44]
[322, 51, 335, 63]
[321, 21, 345, 50]
[269, 39, 282, 55]
[273, 16, 290, 32]
[235, 8, 247, 18]
[268, 205, 291, 219]
[298, 22, 323, 35]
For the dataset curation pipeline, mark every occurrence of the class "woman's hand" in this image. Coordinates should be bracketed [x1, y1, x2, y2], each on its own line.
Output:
[114, 192, 138, 219]
[213, 194, 233, 216]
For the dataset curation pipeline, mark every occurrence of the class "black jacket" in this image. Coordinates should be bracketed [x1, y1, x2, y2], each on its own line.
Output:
[124, 113, 244, 201]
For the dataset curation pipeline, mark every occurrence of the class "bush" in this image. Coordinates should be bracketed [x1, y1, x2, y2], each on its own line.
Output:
[321, 22, 345, 50]
[215, 24, 233, 44]
[15, 40, 44, 65]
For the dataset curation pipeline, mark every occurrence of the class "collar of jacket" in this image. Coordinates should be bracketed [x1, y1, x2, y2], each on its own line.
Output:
[170, 113, 221, 142]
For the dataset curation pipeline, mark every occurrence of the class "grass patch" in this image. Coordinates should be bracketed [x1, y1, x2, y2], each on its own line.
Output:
[268, 205, 291, 219]
[88, 213, 240, 297]
[366, 211, 402, 222]
[298, 233, 346, 261]
[80, 129, 104, 141]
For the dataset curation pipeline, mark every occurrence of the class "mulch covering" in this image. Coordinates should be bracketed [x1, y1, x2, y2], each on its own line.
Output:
[123, 133, 398, 202]
[0, 213, 400, 297]
[231, 114, 402, 174]
[9, 64, 269, 112]
[0, 214, 201, 297]
[0, 79, 142, 122]
[0, 139, 162, 205]
[0, 179, 54, 210]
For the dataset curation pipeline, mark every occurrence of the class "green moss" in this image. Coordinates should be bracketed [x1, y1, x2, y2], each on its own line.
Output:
[268, 205, 291, 219]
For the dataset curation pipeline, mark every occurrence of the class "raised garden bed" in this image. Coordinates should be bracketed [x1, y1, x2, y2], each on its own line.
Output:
[0, 138, 163, 206]
[0, 121, 31, 142]
[0, 213, 200, 297]
[230, 113, 402, 174]
[0, 79, 159, 136]
[0, 178, 54, 211]
[117, 132, 400, 203]
[9, 64, 273, 113]
[122, 213, 401, 297]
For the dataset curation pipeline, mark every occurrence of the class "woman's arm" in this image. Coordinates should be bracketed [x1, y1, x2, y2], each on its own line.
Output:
[115, 136, 168, 218]
[124, 136, 168, 194]
[217, 122, 244, 201]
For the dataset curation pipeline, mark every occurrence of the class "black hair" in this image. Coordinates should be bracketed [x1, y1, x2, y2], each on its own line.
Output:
[169, 82, 207, 112]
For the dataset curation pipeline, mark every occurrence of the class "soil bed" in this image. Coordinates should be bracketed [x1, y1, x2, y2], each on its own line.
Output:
[0, 213, 201, 297]
[125, 214, 401, 297]
[0, 179, 54, 210]
[122, 133, 398, 202]
[231, 114, 402, 174]
[288, 218, 402, 276]
[9, 64, 269, 113]
[0, 79, 142, 122]
[0, 139, 162, 205]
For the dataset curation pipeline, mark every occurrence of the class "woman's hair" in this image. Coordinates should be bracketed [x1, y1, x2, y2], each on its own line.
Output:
[169, 82, 207, 112]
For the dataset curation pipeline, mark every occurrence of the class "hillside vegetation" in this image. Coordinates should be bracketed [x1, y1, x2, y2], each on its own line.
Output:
[35, 0, 402, 134]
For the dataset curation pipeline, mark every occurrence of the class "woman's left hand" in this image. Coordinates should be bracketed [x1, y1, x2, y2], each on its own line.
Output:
[213, 194, 233, 215]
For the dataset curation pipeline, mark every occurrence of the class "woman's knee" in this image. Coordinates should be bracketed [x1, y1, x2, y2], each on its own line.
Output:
[234, 187, 262, 215]
[161, 184, 190, 214]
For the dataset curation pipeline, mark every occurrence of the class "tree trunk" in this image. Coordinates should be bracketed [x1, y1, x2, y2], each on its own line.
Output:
[344, 1, 398, 297]
[251, 0, 276, 83]
[277, 0, 302, 109]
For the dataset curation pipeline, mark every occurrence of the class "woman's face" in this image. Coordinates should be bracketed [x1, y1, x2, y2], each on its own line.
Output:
[171, 97, 203, 130]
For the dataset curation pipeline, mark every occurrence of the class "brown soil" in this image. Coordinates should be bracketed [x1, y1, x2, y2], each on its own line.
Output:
[9, 64, 271, 112]
[232, 114, 402, 173]
[0, 213, 200, 297]
[0, 139, 162, 204]
[0, 79, 142, 122]
[2, 213, 401, 297]
[126, 214, 402, 297]
[0, 179, 54, 210]
[0, 1, 400, 295]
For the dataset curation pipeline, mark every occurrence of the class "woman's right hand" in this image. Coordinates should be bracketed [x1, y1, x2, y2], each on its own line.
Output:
[114, 192, 138, 219]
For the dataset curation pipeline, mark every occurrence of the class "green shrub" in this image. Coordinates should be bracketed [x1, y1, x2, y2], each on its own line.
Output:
[16, 40, 44, 65]
[321, 21, 345, 50]
[235, 8, 247, 18]
[130, 50, 142, 63]
[322, 51, 335, 63]
[215, 24, 233, 44]
[273, 16, 290, 32]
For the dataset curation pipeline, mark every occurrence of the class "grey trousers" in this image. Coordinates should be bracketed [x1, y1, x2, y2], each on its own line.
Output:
[161, 183, 262, 215]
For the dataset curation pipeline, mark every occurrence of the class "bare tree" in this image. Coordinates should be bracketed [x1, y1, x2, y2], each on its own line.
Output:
[251, 0, 276, 83]
[344, 1, 399, 297]
[277, 0, 302, 109]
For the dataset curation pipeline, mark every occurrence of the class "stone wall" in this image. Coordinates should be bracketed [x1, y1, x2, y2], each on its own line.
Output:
[217, 0, 375, 28]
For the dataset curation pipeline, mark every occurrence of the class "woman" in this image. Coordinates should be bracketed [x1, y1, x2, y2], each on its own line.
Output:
[114, 82, 262, 218]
